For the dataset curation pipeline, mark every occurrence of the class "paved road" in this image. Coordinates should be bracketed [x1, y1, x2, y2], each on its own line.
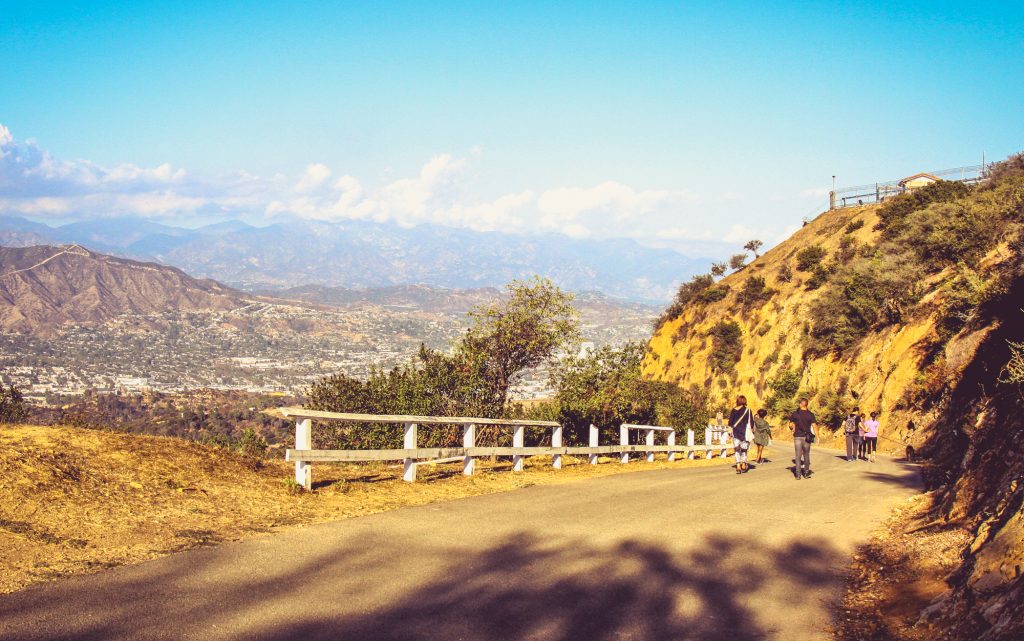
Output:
[0, 445, 921, 641]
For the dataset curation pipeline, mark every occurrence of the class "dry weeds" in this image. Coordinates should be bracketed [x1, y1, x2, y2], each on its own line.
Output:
[0, 424, 727, 593]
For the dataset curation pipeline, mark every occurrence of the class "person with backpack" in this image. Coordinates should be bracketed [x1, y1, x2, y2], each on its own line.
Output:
[728, 395, 755, 474]
[788, 398, 817, 480]
[752, 408, 772, 465]
[862, 411, 880, 462]
[843, 407, 862, 462]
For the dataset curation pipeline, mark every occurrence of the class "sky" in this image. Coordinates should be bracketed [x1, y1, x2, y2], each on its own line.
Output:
[1, 1, 1022, 257]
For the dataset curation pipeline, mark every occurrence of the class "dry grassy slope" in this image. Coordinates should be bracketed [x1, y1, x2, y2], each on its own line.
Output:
[643, 204, 944, 452]
[0, 424, 726, 594]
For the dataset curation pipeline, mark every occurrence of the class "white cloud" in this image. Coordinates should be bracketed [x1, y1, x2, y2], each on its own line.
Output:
[0, 123, 801, 253]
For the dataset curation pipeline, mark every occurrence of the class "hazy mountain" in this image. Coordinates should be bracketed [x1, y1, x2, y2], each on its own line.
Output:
[0, 244, 240, 335]
[0, 216, 703, 301]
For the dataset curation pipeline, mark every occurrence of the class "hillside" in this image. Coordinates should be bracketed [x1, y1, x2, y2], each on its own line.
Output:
[645, 158, 1024, 640]
[0, 245, 240, 336]
[0, 215, 707, 301]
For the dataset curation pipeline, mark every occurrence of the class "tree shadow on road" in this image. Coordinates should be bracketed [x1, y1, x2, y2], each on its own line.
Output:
[1, 529, 846, 641]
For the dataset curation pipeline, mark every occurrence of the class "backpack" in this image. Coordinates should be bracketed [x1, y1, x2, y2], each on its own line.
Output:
[843, 415, 858, 434]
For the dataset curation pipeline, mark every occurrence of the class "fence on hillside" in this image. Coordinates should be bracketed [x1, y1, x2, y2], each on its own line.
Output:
[828, 163, 990, 210]
[281, 407, 736, 490]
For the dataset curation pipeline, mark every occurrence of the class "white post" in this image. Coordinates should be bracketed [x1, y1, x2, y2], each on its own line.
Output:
[687, 428, 695, 460]
[513, 424, 525, 472]
[645, 428, 655, 463]
[589, 423, 599, 465]
[295, 418, 312, 491]
[620, 425, 629, 464]
[463, 423, 476, 476]
[704, 426, 714, 458]
[403, 422, 418, 482]
[668, 430, 676, 462]
[552, 424, 563, 469]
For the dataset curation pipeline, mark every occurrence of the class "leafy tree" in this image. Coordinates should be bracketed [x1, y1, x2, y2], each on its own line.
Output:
[550, 342, 708, 444]
[764, 369, 802, 417]
[728, 253, 748, 271]
[0, 384, 27, 424]
[306, 278, 580, 448]
[743, 239, 763, 258]
[460, 276, 581, 402]
[710, 262, 729, 278]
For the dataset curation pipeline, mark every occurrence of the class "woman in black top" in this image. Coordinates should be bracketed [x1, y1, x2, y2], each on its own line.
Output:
[728, 395, 755, 473]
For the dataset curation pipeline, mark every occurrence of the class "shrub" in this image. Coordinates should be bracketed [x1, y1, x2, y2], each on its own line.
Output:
[764, 369, 801, 417]
[737, 276, 775, 308]
[0, 384, 27, 424]
[777, 263, 793, 283]
[237, 427, 269, 458]
[707, 320, 743, 373]
[656, 274, 714, 326]
[698, 285, 730, 303]
[844, 219, 865, 234]
[876, 179, 973, 237]
[795, 245, 827, 272]
[805, 263, 832, 290]
[729, 253, 748, 271]
[836, 236, 858, 263]
[1000, 340, 1024, 384]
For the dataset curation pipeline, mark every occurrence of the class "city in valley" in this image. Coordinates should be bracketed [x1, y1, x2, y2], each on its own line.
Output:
[1, 292, 657, 404]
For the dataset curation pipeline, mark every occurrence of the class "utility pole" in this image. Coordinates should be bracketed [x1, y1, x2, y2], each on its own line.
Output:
[829, 175, 836, 210]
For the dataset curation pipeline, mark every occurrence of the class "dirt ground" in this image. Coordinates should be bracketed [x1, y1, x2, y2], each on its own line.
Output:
[833, 491, 972, 641]
[0, 424, 728, 594]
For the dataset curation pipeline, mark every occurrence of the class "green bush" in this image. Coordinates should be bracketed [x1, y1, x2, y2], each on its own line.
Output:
[707, 320, 743, 373]
[844, 219, 865, 234]
[0, 384, 27, 424]
[777, 263, 793, 283]
[876, 180, 974, 237]
[764, 369, 801, 417]
[698, 285, 730, 303]
[237, 427, 269, 458]
[737, 276, 775, 308]
[795, 245, 827, 272]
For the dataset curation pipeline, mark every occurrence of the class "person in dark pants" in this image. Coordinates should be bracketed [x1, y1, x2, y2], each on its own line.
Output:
[788, 398, 817, 480]
[843, 407, 862, 462]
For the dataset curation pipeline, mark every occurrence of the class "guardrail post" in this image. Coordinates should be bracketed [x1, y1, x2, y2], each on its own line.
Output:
[704, 426, 713, 458]
[645, 428, 655, 463]
[687, 428, 695, 459]
[463, 423, 475, 476]
[589, 424, 599, 465]
[513, 424, 525, 471]
[620, 425, 629, 464]
[668, 430, 676, 462]
[552, 424, 563, 469]
[403, 422, 418, 482]
[295, 418, 312, 491]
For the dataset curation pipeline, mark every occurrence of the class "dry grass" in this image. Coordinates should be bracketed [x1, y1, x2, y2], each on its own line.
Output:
[0, 424, 728, 594]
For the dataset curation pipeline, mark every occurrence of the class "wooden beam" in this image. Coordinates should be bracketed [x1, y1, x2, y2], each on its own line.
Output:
[278, 407, 558, 427]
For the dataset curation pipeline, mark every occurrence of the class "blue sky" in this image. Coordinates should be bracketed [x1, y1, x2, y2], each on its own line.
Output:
[1, 1, 1022, 255]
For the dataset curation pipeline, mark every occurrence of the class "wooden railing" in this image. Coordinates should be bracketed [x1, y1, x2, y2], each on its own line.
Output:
[281, 407, 736, 490]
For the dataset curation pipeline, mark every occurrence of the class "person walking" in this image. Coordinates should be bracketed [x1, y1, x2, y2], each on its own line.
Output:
[862, 411, 880, 462]
[788, 398, 817, 480]
[752, 408, 772, 465]
[728, 395, 755, 474]
[843, 406, 862, 462]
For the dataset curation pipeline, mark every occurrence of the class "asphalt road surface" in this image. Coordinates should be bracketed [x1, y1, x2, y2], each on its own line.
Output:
[0, 445, 922, 641]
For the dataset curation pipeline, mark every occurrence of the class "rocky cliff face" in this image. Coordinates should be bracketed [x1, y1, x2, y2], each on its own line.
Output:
[643, 203, 940, 452]
[0, 245, 241, 336]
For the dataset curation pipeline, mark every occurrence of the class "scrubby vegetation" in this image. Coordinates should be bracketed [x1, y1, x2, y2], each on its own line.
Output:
[795, 245, 827, 271]
[807, 158, 1024, 356]
[707, 320, 743, 374]
[0, 384, 26, 423]
[307, 278, 580, 448]
[737, 276, 775, 309]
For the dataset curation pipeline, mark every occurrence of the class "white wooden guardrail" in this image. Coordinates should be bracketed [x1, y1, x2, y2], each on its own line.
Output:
[281, 407, 736, 490]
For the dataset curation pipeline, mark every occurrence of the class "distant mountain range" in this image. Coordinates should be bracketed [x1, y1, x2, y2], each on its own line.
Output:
[0, 215, 704, 301]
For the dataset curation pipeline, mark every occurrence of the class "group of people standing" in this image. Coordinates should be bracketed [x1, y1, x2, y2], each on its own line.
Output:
[842, 407, 881, 463]
[727, 396, 881, 480]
